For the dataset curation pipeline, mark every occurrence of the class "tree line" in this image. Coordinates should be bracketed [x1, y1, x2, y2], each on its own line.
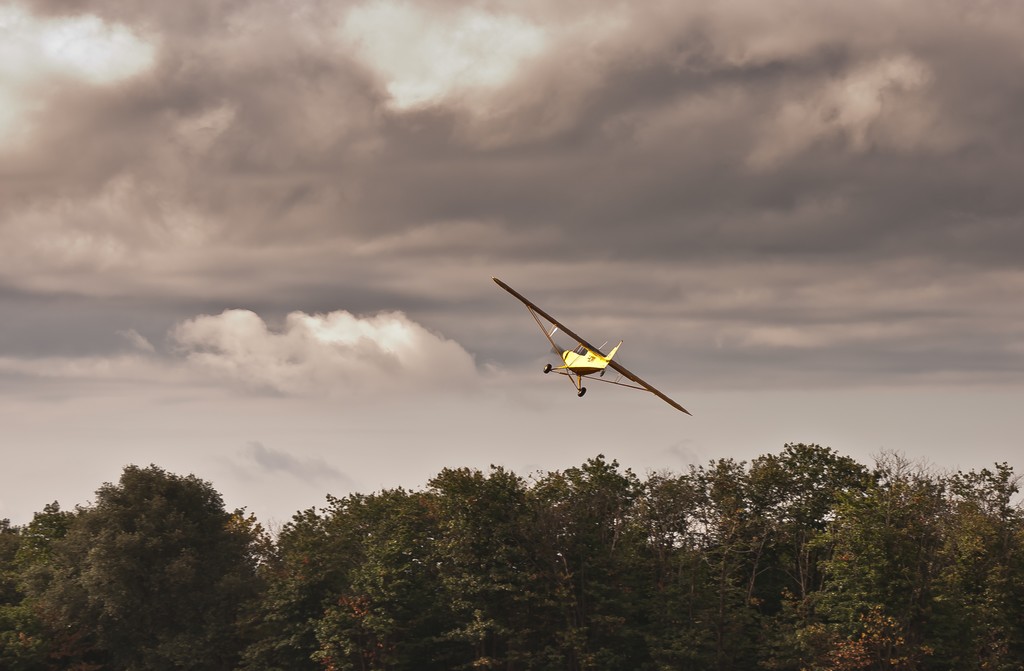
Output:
[2, 444, 1022, 670]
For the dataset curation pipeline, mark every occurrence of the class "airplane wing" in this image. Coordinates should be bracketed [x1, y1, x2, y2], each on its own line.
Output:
[605, 359, 692, 415]
[492, 277, 610, 357]
[492, 277, 691, 416]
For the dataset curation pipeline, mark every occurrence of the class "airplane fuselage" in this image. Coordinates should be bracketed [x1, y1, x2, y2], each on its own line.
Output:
[560, 349, 606, 375]
[559, 342, 621, 376]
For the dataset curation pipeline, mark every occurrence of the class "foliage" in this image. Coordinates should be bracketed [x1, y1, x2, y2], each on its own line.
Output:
[3, 446, 1023, 671]
[3, 466, 267, 671]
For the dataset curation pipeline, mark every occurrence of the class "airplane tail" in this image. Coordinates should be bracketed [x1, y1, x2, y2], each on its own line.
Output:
[606, 341, 623, 360]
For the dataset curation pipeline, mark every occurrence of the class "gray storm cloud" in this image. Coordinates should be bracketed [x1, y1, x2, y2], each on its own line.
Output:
[1, 0, 1023, 389]
[243, 441, 348, 484]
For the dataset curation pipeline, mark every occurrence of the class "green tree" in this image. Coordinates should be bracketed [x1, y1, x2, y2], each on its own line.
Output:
[0, 518, 24, 615]
[748, 444, 869, 602]
[688, 458, 763, 670]
[0, 517, 41, 670]
[636, 470, 710, 668]
[930, 464, 1024, 670]
[750, 444, 870, 670]
[0, 503, 79, 670]
[312, 488, 457, 671]
[30, 465, 267, 670]
[812, 453, 945, 670]
[242, 506, 349, 670]
[530, 455, 652, 670]
[429, 465, 562, 670]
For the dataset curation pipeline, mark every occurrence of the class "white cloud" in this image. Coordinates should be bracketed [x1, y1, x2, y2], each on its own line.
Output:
[748, 55, 934, 168]
[172, 309, 480, 395]
[36, 13, 155, 84]
[0, 308, 482, 401]
[0, 353, 173, 383]
[340, 1, 545, 110]
[0, 3, 156, 148]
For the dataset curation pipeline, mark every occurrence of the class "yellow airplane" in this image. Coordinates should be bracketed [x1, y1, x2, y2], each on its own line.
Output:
[493, 277, 691, 415]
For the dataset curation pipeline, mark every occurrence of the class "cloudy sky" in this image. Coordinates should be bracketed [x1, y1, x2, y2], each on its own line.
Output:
[3, 0, 1023, 525]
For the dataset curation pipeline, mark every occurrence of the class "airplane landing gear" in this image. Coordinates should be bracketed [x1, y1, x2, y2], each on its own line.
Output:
[578, 387, 587, 397]
[543, 363, 552, 374]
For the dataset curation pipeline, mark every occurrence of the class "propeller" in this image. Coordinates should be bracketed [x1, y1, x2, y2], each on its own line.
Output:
[548, 326, 566, 355]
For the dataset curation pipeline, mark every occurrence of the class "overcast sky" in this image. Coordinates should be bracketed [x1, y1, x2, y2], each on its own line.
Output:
[3, 0, 1023, 525]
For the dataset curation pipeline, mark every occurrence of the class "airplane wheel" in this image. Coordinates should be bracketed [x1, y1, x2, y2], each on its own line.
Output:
[578, 387, 587, 397]
[543, 364, 552, 374]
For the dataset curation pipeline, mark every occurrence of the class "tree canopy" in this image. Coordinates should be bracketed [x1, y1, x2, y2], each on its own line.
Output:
[2, 446, 1022, 670]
